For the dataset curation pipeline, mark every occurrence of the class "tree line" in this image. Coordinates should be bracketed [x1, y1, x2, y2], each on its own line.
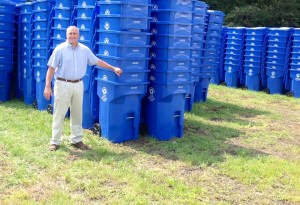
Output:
[203, 0, 300, 27]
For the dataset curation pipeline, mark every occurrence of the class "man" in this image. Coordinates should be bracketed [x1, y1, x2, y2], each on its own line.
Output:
[44, 26, 122, 151]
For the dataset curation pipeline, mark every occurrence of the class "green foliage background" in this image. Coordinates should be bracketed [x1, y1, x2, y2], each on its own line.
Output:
[202, 0, 300, 27]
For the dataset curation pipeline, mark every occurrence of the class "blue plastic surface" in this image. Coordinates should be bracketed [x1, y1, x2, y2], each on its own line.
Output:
[98, 43, 150, 58]
[99, 2, 150, 17]
[99, 14, 151, 30]
[151, 10, 193, 24]
[150, 22, 192, 36]
[150, 47, 191, 60]
[98, 29, 151, 45]
[0, 69, 12, 102]
[149, 59, 191, 72]
[151, 34, 192, 48]
[97, 67, 149, 83]
[148, 70, 190, 83]
[146, 93, 186, 141]
[97, 54, 149, 71]
[151, 0, 193, 12]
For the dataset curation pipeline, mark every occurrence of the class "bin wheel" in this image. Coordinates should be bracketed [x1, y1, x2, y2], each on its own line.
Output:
[139, 123, 148, 136]
[92, 123, 101, 135]
[47, 104, 53, 114]
[220, 82, 227, 86]
[285, 91, 294, 97]
[241, 85, 248, 90]
[263, 88, 270, 94]
[33, 100, 38, 109]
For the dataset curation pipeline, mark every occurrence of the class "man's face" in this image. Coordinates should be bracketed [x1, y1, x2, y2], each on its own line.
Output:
[66, 27, 79, 45]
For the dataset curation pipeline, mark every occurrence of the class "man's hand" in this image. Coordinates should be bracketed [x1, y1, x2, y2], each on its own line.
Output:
[44, 86, 52, 100]
[114, 67, 122, 76]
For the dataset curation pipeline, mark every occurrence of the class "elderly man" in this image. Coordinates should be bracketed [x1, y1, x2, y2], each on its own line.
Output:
[44, 26, 122, 151]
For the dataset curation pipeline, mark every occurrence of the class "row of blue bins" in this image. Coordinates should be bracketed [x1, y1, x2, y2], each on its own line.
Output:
[215, 26, 300, 98]
[0, 0, 16, 102]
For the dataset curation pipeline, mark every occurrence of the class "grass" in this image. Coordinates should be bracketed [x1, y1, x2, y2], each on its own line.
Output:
[0, 84, 300, 204]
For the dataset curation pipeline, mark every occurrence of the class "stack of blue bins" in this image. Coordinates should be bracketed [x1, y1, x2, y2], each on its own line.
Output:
[146, 0, 193, 140]
[47, 0, 76, 115]
[14, 4, 22, 99]
[289, 28, 300, 98]
[224, 27, 246, 88]
[244, 27, 268, 91]
[266, 27, 293, 94]
[32, 0, 55, 110]
[185, 0, 208, 111]
[194, 10, 225, 103]
[51, 0, 76, 47]
[211, 26, 228, 85]
[0, 0, 15, 102]
[96, 0, 151, 143]
[18, 2, 36, 105]
[76, 0, 100, 129]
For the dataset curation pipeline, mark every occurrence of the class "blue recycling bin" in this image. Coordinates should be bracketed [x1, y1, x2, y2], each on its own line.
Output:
[290, 69, 300, 98]
[146, 93, 186, 141]
[82, 71, 95, 129]
[244, 66, 261, 91]
[0, 69, 12, 102]
[33, 66, 50, 110]
[96, 78, 148, 143]
[185, 81, 197, 111]
[193, 78, 211, 103]
[22, 65, 36, 105]
[266, 68, 285, 94]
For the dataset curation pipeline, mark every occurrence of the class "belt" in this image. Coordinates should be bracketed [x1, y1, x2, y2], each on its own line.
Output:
[57, 77, 82, 83]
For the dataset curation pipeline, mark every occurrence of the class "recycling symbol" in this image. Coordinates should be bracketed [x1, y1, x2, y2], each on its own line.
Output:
[104, 50, 109, 56]
[105, 9, 110, 15]
[104, 22, 110, 30]
[149, 87, 155, 95]
[102, 87, 107, 94]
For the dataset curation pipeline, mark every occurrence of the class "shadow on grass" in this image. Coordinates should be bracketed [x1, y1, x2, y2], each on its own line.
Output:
[1, 98, 271, 167]
[0, 99, 33, 109]
[190, 98, 270, 126]
[122, 98, 271, 167]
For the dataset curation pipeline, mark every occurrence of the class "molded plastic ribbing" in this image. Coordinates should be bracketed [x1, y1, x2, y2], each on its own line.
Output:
[90, 66, 99, 119]
[238, 33, 246, 85]
[261, 34, 269, 87]
[219, 30, 227, 81]
[283, 34, 293, 90]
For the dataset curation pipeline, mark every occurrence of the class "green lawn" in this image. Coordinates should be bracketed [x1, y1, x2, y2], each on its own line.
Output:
[1, 84, 300, 204]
